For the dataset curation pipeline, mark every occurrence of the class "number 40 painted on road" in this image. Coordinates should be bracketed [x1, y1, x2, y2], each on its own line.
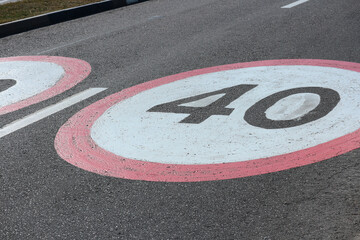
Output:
[148, 84, 340, 129]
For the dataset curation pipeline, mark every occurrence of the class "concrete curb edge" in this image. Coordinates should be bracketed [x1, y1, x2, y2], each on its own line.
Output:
[0, 0, 148, 38]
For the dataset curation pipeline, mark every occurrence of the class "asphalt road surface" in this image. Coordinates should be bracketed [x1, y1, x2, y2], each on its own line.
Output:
[1, 0, 360, 239]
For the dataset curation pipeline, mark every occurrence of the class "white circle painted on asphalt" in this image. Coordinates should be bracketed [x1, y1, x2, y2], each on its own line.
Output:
[0, 56, 91, 115]
[90, 65, 360, 165]
[0, 61, 64, 107]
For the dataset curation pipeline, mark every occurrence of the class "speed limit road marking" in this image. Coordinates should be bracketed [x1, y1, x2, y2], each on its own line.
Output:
[0, 56, 91, 115]
[55, 59, 360, 182]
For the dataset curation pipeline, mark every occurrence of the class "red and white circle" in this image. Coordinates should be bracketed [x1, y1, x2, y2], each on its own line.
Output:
[0, 56, 91, 115]
[55, 59, 360, 182]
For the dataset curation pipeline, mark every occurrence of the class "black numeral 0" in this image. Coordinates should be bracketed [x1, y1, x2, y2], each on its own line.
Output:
[244, 87, 340, 129]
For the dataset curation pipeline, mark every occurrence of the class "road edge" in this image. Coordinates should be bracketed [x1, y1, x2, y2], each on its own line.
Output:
[0, 0, 148, 38]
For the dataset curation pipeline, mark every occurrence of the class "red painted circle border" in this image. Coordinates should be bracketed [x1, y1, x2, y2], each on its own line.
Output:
[55, 59, 360, 182]
[0, 56, 91, 115]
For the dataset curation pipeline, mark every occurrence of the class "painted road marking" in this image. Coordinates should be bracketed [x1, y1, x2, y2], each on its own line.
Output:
[0, 88, 106, 138]
[0, 56, 91, 115]
[281, 0, 309, 8]
[36, 17, 162, 55]
[55, 59, 360, 182]
[0, 79, 16, 93]
[37, 37, 95, 54]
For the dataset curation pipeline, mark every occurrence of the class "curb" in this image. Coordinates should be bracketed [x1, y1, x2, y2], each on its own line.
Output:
[0, 0, 148, 38]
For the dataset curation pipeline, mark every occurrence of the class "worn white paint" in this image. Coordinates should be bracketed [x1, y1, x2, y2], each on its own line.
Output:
[91, 65, 360, 165]
[0, 88, 107, 138]
[266, 93, 320, 121]
[0, 61, 64, 107]
[281, 0, 309, 8]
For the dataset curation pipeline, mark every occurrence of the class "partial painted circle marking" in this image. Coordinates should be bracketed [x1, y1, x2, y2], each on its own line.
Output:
[0, 56, 91, 115]
[55, 59, 360, 182]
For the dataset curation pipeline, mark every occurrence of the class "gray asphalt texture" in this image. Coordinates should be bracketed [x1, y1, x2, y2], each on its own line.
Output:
[1, 0, 360, 239]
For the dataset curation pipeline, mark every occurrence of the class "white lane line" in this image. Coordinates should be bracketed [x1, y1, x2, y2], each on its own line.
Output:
[37, 36, 95, 54]
[36, 17, 163, 54]
[0, 88, 107, 138]
[281, 0, 309, 8]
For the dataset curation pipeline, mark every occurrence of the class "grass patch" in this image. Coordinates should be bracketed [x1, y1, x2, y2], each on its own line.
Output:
[0, 0, 103, 24]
